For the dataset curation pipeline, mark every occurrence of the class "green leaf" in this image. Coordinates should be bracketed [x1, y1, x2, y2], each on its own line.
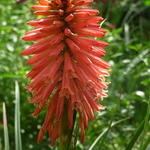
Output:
[125, 121, 145, 150]
[141, 136, 150, 150]
[15, 81, 22, 150]
[140, 98, 150, 150]
[89, 117, 130, 150]
[144, 0, 150, 6]
[3, 103, 10, 150]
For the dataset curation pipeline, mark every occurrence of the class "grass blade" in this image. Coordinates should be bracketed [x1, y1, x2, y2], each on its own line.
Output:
[15, 81, 22, 150]
[141, 136, 150, 150]
[3, 103, 10, 150]
[125, 121, 145, 150]
[89, 117, 130, 150]
[140, 98, 150, 150]
[124, 49, 149, 76]
[125, 98, 150, 150]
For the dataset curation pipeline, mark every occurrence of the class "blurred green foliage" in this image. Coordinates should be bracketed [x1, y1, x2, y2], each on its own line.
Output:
[0, 0, 150, 150]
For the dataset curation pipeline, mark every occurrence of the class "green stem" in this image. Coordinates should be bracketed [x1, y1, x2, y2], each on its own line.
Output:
[59, 102, 76, 150]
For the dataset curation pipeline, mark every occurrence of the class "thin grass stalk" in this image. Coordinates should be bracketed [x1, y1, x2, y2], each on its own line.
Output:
[0, 138, 2, 150]
[124, 23, 130, 46]
[3, 103, 10, 150]
[15, 81, 22, 150]
[141, 136, 150, 150]
[140, 98, 150, 150]
[125, 121, 145, 150]
[89, 117, 130, 150]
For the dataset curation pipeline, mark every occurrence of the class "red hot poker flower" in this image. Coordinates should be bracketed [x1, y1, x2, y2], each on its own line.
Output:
[21, 0, 110, 146]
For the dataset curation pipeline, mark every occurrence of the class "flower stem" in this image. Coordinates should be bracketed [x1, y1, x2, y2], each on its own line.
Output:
[59, 102, 76, 150]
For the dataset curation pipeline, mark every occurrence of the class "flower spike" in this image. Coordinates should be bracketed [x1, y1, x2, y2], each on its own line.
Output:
[21, 0, 110, 146]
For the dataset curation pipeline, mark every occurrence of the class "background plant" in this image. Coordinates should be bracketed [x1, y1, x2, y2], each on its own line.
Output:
[0, 0, 150, 150]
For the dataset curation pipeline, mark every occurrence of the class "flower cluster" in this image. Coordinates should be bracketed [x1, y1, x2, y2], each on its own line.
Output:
[21, 0, 110, 145]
